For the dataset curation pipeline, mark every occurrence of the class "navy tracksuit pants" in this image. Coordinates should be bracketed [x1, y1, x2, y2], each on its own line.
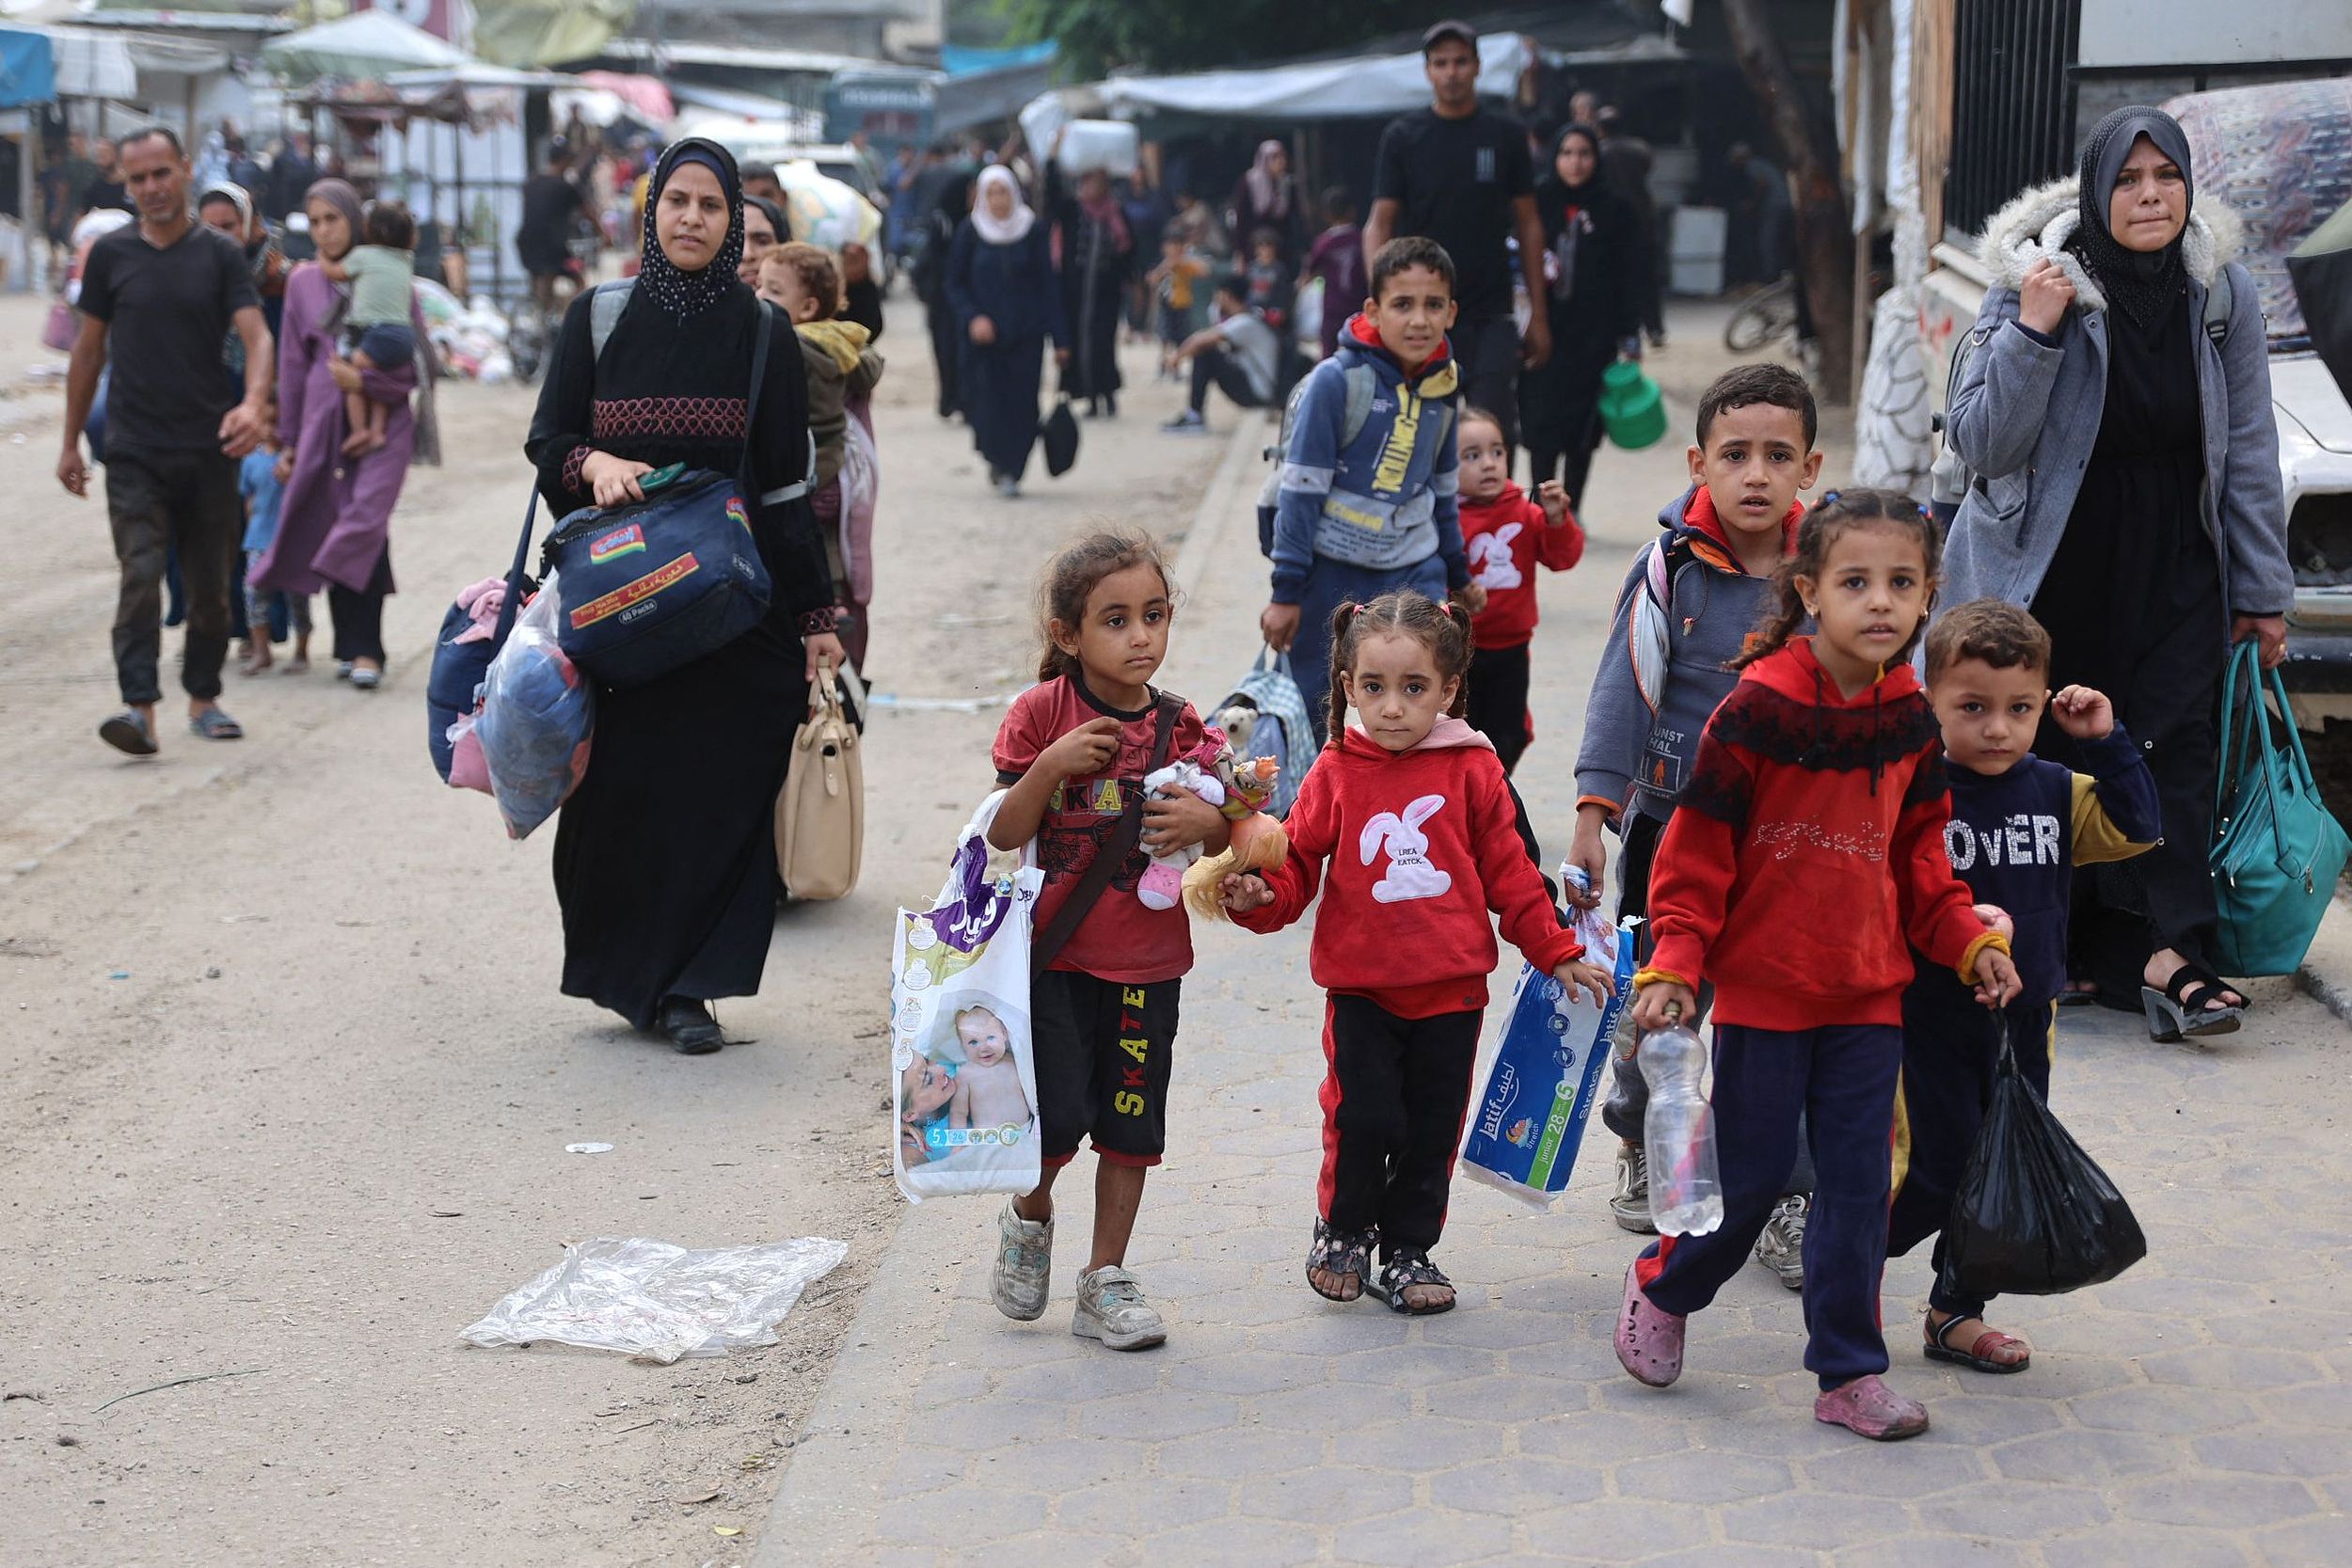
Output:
[1888, 995, 2057, 1320]
[1635, 1022, 1902, 1389]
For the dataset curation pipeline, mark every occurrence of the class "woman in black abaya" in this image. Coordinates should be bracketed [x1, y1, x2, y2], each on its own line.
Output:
[1519, 124, 1645, 505]
[525, 138, 845, 1053]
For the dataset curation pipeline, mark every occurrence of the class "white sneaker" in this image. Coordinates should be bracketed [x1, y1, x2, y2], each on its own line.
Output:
[991, 1199, 1052, 1321]
[1072, 1265, 1167, 1350]
[1610, 1141, 1657, 1234]
[1753, 1193, 1807, 1291]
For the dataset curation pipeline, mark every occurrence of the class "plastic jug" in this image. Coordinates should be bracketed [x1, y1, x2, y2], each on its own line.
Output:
[1597, 359, 1668, 451]
[1638, 1005, 1724, 1236]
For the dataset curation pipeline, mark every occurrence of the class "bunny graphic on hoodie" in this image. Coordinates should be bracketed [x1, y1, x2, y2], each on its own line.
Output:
[1235, 718, 1583, 1017]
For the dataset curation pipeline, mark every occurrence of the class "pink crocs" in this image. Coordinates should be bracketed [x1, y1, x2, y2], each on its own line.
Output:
[1814, 1374, 1930, 1441]
[1614, 1260, 1686, 1387]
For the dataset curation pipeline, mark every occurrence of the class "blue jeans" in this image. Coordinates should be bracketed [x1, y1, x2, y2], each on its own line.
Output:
[1287, 552, 1449, 747]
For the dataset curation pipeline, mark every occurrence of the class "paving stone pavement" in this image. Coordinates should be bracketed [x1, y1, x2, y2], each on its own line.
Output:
[759, 387, 2352, 1568]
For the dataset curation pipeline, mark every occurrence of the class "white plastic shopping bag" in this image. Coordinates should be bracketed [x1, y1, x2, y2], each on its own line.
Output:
[1460, 868, 1641, 1206]
[891, 791, 1045, 1202]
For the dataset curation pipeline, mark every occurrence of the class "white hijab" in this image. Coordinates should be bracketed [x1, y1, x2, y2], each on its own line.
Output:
[970, 165, 1036, 245]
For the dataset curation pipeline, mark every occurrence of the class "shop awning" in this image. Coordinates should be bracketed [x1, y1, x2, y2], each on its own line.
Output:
[0, 24, 53, 107]
[45, 26, 137, 98]
[1095, 31, 1534, 120]
[263, 12, 470, 86]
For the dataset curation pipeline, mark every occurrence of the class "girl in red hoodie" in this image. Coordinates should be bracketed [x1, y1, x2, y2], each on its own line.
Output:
[1457, 405, 1584, 773]
[1220, 593, 1615, 1314]
[1616, 489, 2022, 1441]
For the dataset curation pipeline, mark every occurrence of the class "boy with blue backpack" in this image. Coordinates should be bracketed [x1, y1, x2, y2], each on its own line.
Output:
[1258, 235, 1474, 741]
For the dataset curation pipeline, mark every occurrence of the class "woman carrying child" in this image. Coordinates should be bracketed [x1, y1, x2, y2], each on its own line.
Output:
[1617, 489, 2021, 1441]
[254, 180, 434, 692]
[985, 531, 1235, 1351]
[1221, 593, 1613, 1314]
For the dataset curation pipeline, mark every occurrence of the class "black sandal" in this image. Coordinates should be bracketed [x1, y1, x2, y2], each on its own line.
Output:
[1924, 1308, 2031, 1373]
[1373, 1248, 1456, 1316]
[1307, 1218, 1375, 1303]
[2141, 963, 2245, 1043]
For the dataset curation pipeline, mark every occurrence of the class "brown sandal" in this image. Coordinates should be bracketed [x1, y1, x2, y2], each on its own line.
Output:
[1924, 1309, 2030, 1373]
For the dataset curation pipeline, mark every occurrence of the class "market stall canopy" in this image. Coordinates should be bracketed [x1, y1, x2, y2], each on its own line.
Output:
[472, 0, 636, 72]
[0, 24, 52, 106]
[1095, 30, 1534, 120]
[264, 11, 470, 86]
[44, 26, 136, 97]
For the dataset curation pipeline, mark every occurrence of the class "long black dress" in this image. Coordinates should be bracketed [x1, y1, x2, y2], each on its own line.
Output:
[1047, 168, 1133, 408]
[1518, 174, 1643, 503]
[2029, 292, 2228, 995]
[524, 284, 834, 1029]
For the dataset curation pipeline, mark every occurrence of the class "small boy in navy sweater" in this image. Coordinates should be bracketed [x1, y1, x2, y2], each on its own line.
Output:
[1891, 599, 2160, 1375]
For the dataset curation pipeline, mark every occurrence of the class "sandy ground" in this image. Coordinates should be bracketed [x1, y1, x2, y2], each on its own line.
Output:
[0, 287, 1220, 1565]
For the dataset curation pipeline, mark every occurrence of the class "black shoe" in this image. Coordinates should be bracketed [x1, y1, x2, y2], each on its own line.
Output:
[657, 996, 723, 1054]
[1103, 391, 1118, 418]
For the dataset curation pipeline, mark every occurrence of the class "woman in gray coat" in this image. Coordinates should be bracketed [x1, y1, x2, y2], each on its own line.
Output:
[1943, 105, 2292, 1038]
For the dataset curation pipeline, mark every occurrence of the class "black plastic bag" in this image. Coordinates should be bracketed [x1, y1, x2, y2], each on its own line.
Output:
[1938, 1015, 2147, 1299]
[1041, 397, 1080, 478]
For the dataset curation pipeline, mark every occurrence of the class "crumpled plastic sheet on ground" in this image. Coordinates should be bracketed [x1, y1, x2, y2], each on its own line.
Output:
[460, 1236, 849, 1364]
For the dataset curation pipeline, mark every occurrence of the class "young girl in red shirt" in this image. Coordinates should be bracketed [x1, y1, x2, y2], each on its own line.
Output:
[987, 531, 1235, 1352]
[1220, 593, 1615, 1314]
[1456, 405, 1583, 773]
[1617, 489, 2022, 1440]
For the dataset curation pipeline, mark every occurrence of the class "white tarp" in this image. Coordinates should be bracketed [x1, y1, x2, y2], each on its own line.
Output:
[45, 27, 135, 99]
[1097, 31, 1533, 120]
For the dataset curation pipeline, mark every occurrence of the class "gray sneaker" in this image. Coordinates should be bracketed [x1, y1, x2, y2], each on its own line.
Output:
[1072, 1265, 1167, 1351]
[1609, 1141, 1657, 1234]
[991, 1199, 1052, 1321]
[1754, 1193, 1807, 1290]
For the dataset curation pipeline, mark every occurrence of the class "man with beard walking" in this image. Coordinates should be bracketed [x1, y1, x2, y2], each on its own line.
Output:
[59, 128, 272, 755]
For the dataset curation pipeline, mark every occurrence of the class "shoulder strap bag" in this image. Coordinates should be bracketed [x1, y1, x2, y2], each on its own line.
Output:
[1031, 692, 1183, 976]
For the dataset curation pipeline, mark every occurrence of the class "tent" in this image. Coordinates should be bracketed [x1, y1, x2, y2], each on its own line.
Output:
[1094, 31, 1535, 120]
[0, 24, 52, 108]
[263, 12, 470, 86]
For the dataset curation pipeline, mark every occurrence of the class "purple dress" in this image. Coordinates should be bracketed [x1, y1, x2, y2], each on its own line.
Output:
[253, 262, 425, 597]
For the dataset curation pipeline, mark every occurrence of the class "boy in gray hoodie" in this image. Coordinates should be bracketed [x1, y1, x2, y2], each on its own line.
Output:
[1566, 364, 1822, 1263]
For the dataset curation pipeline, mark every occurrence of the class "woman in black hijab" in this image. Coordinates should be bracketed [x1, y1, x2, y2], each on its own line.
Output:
[1942, 105, 2292, 1038]
[526, 137, 844, 1053]
[1518, 124, 1645, 504]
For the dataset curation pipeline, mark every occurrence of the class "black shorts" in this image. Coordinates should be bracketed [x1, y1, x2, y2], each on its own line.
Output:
[1032, 970, 1180, 1167]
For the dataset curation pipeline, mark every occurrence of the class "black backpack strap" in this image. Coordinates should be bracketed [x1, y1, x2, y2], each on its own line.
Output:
[1032, 692, 1184, 977]
[741, 299, 772, 492]
[488, 488, 542, 649]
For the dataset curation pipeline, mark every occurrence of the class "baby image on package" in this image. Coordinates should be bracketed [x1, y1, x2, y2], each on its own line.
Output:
[891, 790, 1045, 1202]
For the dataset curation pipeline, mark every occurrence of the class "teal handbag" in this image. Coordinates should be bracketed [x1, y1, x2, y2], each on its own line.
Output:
[2210, 641, 2350, 977]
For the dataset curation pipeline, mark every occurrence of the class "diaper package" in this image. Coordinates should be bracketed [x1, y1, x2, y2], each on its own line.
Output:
[891, 791, 1045, 1203]
[1460, 869, 1640, 1206]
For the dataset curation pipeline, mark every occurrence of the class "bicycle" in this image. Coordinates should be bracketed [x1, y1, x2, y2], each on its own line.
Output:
[1724, 276, 1801, 353]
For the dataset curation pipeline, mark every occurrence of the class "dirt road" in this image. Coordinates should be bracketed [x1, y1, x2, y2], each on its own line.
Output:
[0, 292, 1219, 1565]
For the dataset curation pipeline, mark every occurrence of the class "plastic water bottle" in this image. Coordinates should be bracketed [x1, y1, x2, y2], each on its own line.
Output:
[1639, 1005, 1724, 1236]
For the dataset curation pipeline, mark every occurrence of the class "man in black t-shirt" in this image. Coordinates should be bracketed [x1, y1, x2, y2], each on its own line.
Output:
[1364, 21, 1549, 451]
[60, 127, 272, 756]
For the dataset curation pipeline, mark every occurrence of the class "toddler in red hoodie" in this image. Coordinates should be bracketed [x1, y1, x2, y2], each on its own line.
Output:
[1457, 405, 1584, 772]
[1220, 592, 1615, 1314]
[1615, 489, 2022, 1442]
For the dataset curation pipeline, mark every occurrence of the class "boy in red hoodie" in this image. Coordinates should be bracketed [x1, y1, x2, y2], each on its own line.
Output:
[1221, 593, 1613, 1316]
[1457, 404, 1582, 772]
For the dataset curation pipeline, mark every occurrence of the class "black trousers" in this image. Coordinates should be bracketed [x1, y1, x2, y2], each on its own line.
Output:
[1188, 344, 1263, 414]
[924, 296, 961, 418]
[1467, 641, 1532, 773]
[1889, 994, 2057, 1319]
[1316, 995, 1482, 1259]
[105, 444, 241, 706]
[1451, 312, 1523, 451]
[329, 546, 394, 665]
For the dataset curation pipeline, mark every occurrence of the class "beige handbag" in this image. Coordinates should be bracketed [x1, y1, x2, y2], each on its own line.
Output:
[776, 661, 864, 900]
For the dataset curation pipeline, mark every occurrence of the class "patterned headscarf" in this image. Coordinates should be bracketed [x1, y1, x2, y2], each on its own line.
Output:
[2069, 105, 2194, 328]
[639, 137, 745, 321]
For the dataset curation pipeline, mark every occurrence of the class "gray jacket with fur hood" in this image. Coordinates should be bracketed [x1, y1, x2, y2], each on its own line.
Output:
[1942, 176, 2292, 621]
